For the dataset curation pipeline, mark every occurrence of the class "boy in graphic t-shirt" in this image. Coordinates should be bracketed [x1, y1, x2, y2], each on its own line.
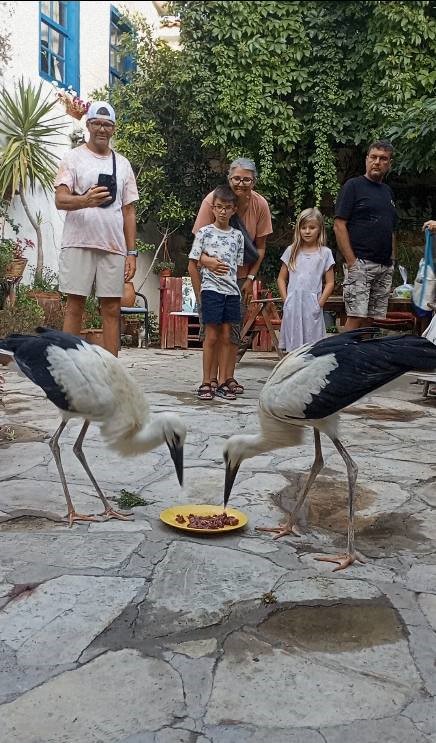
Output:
[188, 186, 244, 401]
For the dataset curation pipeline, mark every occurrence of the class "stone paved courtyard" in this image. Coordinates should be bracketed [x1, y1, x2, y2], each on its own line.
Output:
[0, 346, 436, 743]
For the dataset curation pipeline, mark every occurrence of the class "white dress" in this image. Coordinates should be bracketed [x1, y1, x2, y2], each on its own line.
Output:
[279, 245, 335, 351]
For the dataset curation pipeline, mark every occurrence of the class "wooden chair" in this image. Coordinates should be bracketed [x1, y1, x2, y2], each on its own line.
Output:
[237, 282, 284, 362]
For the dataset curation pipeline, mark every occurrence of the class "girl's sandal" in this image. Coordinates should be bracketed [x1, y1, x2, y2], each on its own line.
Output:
[215, 383, 237, 401]
[197, 383, 214, 400]
[225, 377, 244, 395]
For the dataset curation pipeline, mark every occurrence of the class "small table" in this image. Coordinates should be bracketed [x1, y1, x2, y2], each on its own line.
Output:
[237, 298, 284, 362]
[325, 295, 414, 325]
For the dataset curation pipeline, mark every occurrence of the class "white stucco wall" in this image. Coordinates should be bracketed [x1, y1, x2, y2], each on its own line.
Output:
[0, 0, 172, 314]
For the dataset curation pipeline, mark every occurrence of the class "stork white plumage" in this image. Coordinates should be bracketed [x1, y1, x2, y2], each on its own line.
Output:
[0, 328, 186, 525]
[223, 330, 436, 570]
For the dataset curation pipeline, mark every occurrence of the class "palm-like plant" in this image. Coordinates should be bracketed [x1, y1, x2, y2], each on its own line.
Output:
[0, 78, 66, 279]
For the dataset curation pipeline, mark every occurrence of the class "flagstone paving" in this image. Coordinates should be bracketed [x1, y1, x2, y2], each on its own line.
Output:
[0, 347, 435, 742]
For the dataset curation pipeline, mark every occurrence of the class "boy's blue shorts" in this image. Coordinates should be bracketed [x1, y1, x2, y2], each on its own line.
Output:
[201, 290, 241, 325]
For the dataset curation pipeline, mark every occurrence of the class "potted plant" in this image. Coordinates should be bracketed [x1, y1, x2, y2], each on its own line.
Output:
[0, 78, 66, 282]
[27, 267, 62, 323]
[0, 236, 34, 280]
[153, 259, 175, 278]
[0, 285, 44, 336]
[81, 295, 104, 346]
[53, 84, 91, 121]
[0, 203, 32, 281]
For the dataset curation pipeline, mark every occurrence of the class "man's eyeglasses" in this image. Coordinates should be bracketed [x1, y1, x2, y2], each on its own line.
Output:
[213, 204, 234, 212]
[89, 121, 114, 131]
[229, 176, 254, 185]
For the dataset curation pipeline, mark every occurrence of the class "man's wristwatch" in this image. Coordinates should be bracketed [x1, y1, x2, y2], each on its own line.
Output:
[247, 274, 256, 281]
[127, 250, 138, 257]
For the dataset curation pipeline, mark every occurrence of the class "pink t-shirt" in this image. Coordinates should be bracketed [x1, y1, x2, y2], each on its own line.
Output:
[54, 145, 139, 255]
[192, 189, 273, 277]
[193, 190, 272, 240]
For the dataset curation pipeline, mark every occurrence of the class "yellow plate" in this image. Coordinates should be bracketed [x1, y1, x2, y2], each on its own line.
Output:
[160, 504, 248, 534]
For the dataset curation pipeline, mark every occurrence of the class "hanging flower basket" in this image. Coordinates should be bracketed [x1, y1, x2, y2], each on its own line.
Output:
[4, 257, 27, 279]
[53, 84, 91, 121]
[65, 101, 85, 121]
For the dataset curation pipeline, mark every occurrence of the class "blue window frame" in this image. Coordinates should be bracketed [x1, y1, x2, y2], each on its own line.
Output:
[109, 6, 135, 86]
[39, 1, 80, 91]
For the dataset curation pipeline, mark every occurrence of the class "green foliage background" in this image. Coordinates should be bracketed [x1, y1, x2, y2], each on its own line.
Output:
[108, 1, 436, 278]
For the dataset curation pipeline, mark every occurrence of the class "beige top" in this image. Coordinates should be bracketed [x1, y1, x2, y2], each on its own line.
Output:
[54, 145, 139, 255]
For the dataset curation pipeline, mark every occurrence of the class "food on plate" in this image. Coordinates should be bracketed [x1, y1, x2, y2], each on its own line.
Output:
[180, 512, 239, 529]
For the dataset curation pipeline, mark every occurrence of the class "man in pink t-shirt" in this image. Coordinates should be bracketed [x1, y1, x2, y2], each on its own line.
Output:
[54, 101, 139, 356]
[191, 157, 273, 394]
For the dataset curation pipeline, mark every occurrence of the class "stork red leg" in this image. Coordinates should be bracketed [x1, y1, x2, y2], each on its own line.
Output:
[72, 420, 133, 521]
[314, 437, 365, 571]
[49, 420, 100, 527]
[256, 430, 324, 540]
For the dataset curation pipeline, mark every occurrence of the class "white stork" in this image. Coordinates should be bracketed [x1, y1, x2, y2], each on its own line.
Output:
[223, 330, 436, 570]
[0, 328, 186, 526]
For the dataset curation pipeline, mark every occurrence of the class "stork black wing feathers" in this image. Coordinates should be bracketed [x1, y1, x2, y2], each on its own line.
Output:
[303, 333, 436, 420]
[0, 328, 87, 411]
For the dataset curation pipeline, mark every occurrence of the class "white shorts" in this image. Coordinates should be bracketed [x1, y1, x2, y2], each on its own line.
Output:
[58, 247, 125, 298]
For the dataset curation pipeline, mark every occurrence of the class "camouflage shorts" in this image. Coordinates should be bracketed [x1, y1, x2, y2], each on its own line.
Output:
[343, 259, 394, 319]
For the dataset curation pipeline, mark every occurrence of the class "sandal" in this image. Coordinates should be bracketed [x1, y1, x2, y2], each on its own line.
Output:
[225, 377, 244, 395]
[210, 378, 218, 392]
[197, 383, 214, 400]
[215, 383, 237, 401]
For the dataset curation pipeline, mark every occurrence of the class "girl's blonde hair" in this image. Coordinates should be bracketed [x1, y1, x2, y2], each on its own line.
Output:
[288, 207, 327, 271]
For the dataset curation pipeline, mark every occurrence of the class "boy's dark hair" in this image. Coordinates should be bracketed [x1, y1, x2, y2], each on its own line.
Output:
[367, 139, 394, 156]
[212, 185, 237, 205]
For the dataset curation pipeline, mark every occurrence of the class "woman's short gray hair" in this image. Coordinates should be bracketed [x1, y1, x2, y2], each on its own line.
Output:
[228, 157, 257, 178]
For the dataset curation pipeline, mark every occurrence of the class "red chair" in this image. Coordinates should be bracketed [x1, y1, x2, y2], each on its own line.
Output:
[372, 311, 416, 333]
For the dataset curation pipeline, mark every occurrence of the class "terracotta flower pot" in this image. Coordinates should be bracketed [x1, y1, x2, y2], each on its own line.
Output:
[85, 329, 105, 347]
[160, 268, 172, 278]
[121, 281, 136, 307]
[4, 258, 27, 280]
[27, 290, 62, 323]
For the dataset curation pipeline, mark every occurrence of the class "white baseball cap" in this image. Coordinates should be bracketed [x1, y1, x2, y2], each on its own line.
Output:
[86, 101, 116, 123]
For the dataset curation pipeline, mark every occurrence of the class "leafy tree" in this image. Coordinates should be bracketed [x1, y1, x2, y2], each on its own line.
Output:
[174, 0, 436, 214]
[0, 79, 66, 279]
[112, 0, 436, 255]
[100, 16, 222, 237]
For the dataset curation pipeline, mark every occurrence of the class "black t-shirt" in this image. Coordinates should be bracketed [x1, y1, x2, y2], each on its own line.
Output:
[335, 175, 398, 266]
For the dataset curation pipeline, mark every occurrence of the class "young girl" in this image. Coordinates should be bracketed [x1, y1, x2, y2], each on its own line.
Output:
[278, 207, 335, 351]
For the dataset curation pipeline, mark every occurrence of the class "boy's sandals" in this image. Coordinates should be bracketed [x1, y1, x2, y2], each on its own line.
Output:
[197, 383, 214, 400]
[215, 383, 237, 401]
[225, 377, 244, 395]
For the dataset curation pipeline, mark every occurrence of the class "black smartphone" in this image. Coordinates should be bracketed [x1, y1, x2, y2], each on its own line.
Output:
[97, 173, 113, 190]
[97, 173, 116, 208]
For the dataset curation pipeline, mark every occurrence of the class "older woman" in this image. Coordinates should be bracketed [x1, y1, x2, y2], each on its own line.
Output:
[191, 157, 273, 398]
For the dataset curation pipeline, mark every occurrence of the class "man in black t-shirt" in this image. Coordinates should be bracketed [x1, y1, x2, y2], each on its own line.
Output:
[334, 140, 397, 330]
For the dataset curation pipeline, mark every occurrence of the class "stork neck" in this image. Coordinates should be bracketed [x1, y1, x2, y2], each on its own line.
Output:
[126, 420, 164, 455]
[241, 432, 280, 458]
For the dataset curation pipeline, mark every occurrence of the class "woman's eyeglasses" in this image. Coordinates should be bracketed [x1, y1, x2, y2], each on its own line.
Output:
[229, 176, 254, 185]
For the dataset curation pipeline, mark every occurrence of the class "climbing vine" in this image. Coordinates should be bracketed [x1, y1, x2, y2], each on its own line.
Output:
[112, 1, 436, 237]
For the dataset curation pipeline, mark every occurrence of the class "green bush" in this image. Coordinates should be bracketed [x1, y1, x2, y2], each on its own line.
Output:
[0, 287, 44, 335]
